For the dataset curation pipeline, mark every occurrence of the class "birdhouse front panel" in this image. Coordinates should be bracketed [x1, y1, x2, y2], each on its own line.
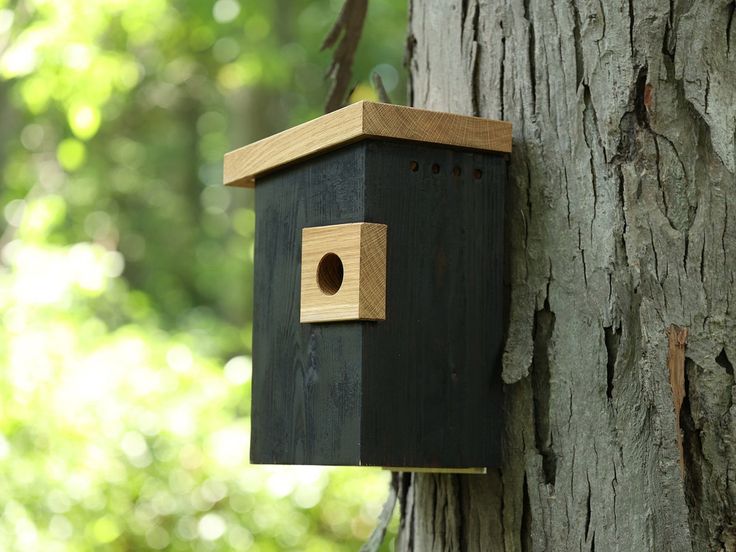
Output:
[225, 102, 512, 471]
[251, 144, 369, 466]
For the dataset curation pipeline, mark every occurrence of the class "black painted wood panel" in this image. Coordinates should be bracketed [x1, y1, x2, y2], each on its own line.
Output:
[252, 145, 366, 465]
[362, 140, 505, 468]
[251, 139, 505, 468]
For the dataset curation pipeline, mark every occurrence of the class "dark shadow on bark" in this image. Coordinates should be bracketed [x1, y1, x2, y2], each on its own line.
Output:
[532, 300, 556, 485]
[521, 473, 532, 552]
[604, 325, 621, 400]
[715, 348, 734, 376]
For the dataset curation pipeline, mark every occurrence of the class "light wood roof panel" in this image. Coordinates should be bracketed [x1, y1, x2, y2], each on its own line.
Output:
[224, 101, 512, 187]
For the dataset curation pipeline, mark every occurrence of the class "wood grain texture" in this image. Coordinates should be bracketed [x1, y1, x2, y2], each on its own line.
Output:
[226, 102, 364, 188]
[300, 222, 387, 323]
[361, 101, 511, 158]
[223, 101, 512, 187]
[358, 222, 387, 319]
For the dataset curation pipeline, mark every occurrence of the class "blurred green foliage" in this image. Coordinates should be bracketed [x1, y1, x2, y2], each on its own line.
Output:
[0, 0, 406, 549]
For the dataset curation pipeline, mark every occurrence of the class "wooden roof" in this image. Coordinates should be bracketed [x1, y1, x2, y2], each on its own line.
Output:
[223, 101, 512, 187]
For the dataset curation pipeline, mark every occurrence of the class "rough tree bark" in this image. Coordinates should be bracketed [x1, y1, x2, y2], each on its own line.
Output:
[398, 1, 736, 550]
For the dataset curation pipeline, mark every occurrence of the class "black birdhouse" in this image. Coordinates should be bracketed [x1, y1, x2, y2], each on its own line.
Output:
[224, 101, 512, 472]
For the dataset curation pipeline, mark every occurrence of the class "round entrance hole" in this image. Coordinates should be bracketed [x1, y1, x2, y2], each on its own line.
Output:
[317, 253, 344, 295]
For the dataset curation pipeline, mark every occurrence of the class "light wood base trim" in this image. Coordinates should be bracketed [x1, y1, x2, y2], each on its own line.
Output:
[382, 467, 488, 474]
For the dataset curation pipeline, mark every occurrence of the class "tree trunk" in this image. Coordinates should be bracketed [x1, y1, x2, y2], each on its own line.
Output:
[398, 1, 736, 550]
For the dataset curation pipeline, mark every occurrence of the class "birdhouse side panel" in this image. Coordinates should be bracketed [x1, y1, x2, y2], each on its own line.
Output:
[360, 140, 506, 468]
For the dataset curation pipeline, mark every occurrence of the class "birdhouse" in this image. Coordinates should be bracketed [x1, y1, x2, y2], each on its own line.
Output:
[224, 101, 512, 472]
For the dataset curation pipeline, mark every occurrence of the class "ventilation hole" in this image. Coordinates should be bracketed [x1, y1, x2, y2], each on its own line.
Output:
[431, 163, 440, 174]
[316, 253, 343, 295]
[473, 168, 482, 179]
[452, 166, 462, 177]
[409, 160, 419, 172]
